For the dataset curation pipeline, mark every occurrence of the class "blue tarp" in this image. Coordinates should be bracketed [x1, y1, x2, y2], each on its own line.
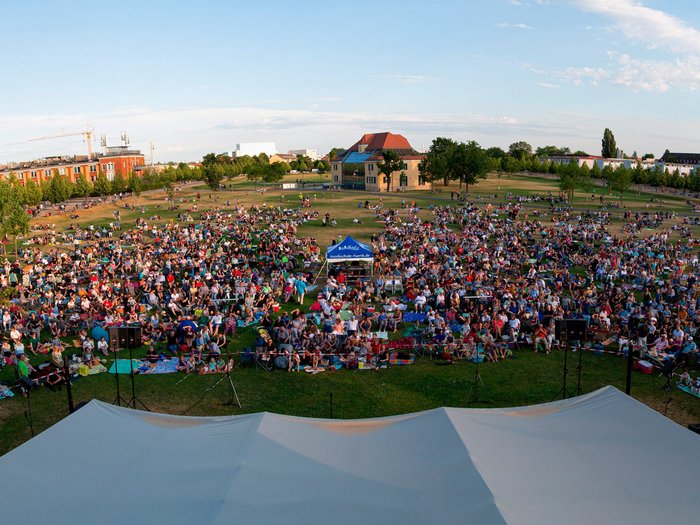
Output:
[326, 236, 374, 260]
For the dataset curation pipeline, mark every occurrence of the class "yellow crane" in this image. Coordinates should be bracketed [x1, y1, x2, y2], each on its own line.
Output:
[28, 128, 94, 158]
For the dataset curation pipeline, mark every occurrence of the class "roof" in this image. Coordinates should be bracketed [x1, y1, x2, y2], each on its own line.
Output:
[342, 151, 373, 164]
[661, 152, 700, 164]
[326, 236, 374, 260]
[339, 132, 421, 162]
[0, 387, 697, 525]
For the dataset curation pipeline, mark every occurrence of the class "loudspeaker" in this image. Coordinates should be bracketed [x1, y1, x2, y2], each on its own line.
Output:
[555, 319, 588, 341]
[126, 326, 141, 349]
[108, 326, 142, 349]
[108, 326, 121, 350]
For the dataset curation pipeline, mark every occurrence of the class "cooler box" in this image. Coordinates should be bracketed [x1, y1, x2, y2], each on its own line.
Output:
[637, 360, 654, 374]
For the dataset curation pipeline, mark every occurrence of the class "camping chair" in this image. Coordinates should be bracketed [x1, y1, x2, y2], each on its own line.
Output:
[255, 350, 272, 371]
[502, 332, 521, 352]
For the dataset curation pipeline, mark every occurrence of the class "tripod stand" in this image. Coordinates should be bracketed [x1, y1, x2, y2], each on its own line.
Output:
[111, 344, 127, 406]
[126, 344, 149, 411]
[552, 331, 572, 401]
[467, 346, 486, 404]
[182, 354, 241, 415]
[574, 338, 584, 397]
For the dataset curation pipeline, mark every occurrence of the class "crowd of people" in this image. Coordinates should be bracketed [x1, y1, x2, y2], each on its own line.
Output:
[1, 189, 699, 394]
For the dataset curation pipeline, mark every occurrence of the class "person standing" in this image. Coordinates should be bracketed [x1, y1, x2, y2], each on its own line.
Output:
[295, 276, 307, 305]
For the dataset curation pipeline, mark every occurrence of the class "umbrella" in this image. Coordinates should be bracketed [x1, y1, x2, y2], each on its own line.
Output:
[91, 325, 109, 342]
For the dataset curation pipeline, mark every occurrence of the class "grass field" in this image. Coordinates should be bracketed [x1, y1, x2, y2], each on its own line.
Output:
[2, 171, 699, 455]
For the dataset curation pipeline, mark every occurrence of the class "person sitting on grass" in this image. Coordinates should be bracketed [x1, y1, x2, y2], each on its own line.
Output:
[480, 329, 499, 362]
[534, 324, 550, 354]
[17, 354, 38, 394]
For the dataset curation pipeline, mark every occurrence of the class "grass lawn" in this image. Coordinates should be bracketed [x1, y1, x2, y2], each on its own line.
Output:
[2, 171, 699, 455]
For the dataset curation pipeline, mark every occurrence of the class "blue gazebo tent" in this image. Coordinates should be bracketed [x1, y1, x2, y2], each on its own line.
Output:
[325, 236, 374, 277]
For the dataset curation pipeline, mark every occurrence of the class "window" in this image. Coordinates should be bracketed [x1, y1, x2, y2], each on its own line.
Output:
[90, 165, 97, 172]
[59, 168, 66, 175]
[45, 169, 51, 176]
[368, 163, 374, 172]
[402, 163, 408, 170]
[366, 176, 377, 184]
[74, 166, 81, 174]
[30, 170, 37, 178]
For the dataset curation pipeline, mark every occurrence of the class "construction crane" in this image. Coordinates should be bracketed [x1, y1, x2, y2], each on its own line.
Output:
[28, 128, 94, 158]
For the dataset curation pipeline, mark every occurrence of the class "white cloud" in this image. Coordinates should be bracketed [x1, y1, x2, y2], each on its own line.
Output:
[523, 2, 700, 92]
[610, 53, 700, 92]
[396, 75, 431, 85]
[559, 66, 609, 86]
[498, 22, 536, 30]
[537, 82, 561, 89]
[573, 0, 700, 53]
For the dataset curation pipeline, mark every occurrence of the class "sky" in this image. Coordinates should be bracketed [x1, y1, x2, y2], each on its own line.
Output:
[1, 0, 699, 163]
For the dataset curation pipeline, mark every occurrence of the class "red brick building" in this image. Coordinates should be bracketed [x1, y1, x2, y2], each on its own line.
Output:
[0, 147, 145, 185]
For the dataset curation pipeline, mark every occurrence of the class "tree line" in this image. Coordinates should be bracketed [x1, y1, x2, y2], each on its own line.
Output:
[201, 152, 330, 190]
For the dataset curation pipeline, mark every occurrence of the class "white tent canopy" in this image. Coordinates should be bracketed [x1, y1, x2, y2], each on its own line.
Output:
[0, 386, 697, 524]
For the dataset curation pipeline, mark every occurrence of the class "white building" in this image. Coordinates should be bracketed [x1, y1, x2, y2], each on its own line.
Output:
[288, 149, 320, 160]
[233, 142, 277, 158]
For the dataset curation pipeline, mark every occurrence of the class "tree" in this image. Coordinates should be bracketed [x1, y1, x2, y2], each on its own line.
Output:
[418, 137, 457, 186]
[451, 141, 489, 192]
[111, 172, 127, 194]
[377, 149, 404, 192]
[73, 174, 92, 198]
[93, 173, 111, 196]
[601, 128, 617, 158]
[602, 165, 615, 194]
[23, 179, 43, 206]
[535, 145, 571, 157]
[128, 173, 142, 201]
[203, 163, 225, 191]
[48, 174, 72, 203]
[0, 182, 30, 255]
[558, 162, 584, 201]
[642, 153, 655, 160]
[245, 162, 287, 183]
[508, 141, 532, 161]
[485, 146, 506, 159]
[609, 165, 633, 201]
[263, 162, 287, 182]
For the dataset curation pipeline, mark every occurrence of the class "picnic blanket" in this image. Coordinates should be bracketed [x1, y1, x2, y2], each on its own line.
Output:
[677, 384, 700, 399]
[108, 359, 142, 374]
[85, 364, 108, 376]
[339, 310, 354, 321]
[141, 358, 179, 375]
[389, 351, 414, 366]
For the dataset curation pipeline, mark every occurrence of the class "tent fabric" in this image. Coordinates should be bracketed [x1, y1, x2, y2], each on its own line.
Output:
[326, 236, 374, 261]
[0, 387, 697, 524]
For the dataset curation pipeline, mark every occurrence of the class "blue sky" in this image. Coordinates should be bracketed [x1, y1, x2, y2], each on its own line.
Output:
[1, 0, 699, 162]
